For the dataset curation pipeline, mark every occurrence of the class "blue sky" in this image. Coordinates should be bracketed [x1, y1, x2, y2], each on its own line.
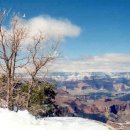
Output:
[1, 0, 130, 72]
[1, 0, 130, 58]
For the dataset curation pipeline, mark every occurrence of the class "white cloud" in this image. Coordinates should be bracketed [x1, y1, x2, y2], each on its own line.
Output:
[27, 16, 81, 40]
[3, 15, 81, 46]
[48, 53, 130, 72]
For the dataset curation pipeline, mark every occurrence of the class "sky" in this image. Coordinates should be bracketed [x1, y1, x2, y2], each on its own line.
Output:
[1, 0, 130, 72]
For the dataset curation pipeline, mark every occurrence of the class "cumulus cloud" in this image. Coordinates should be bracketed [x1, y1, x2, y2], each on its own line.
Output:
[27, 16, 81, 40]
[10, 15, 81, 45]
[48, 53, 130, 72]
[3, 15, 81, 46]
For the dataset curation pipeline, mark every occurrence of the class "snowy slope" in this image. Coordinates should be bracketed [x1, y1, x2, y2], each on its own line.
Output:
[0, 108, 111, 130]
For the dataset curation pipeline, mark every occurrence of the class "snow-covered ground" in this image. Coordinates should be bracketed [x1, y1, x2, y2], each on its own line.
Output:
[0, 108, 111, 130]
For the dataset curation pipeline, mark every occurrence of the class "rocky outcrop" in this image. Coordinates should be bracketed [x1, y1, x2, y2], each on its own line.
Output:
[107, 121, 130, 130]
[55, 89, 130, 124]
[93, 99, 127, 113]
[113, 84, 129, 91]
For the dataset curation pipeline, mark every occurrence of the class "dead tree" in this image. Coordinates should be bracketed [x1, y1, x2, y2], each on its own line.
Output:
[0, 10, 27, 109]
[26, 33, 60, 108]
[0, 10, 60, 110]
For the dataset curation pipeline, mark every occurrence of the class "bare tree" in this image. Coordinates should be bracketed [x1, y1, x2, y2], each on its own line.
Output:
[0, 10, 27, 109]
[0, 10, 60, 110]
[25, 33, 60, 108]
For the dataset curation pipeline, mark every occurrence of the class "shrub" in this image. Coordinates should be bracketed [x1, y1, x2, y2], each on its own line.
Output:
[13, 81, 57, 117]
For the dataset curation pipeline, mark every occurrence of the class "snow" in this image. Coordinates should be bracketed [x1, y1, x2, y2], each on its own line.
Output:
[0, 108, 110, 130]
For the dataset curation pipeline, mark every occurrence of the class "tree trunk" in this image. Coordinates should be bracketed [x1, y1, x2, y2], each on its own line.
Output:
[27, 81, 34, 108]
[7, 77, 13, 110]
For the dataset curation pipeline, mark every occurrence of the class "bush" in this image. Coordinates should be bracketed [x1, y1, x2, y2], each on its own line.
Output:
[13, 81, 57, 117]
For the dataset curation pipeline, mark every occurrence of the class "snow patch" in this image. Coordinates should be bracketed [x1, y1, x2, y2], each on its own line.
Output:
[0, 108, 110, 130]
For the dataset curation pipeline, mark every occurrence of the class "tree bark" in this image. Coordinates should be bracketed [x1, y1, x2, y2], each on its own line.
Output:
[7, 74, 13, 110]
[27, 80, 34, 108]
